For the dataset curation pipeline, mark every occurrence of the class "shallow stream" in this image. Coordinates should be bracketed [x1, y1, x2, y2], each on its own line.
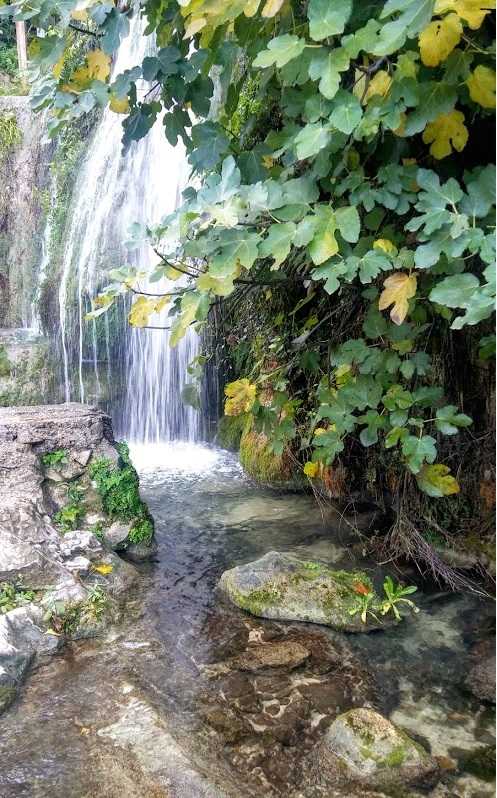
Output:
[0, 444, 494, 797]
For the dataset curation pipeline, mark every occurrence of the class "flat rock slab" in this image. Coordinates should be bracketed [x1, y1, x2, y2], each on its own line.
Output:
[219, 550, 385, 632]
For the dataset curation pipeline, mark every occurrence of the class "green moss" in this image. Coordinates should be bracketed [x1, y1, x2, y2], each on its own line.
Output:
[0, 111, 21, 156]
[381, 745, 407, 768]
[217, 413, 249, 451]
[459, 745, 496, 782]
[0, 345, 11, 377]
[234, 584, 284, 616]
[0, 685, 16, 715]
[239, 428, 292, 485]
[88, 441, 154, 546]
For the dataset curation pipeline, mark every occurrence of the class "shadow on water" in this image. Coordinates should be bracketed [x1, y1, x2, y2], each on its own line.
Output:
[0, 444, 494, 797]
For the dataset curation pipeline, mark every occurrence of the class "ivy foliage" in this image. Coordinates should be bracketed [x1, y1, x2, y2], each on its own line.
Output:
[4, 0, 495, 497]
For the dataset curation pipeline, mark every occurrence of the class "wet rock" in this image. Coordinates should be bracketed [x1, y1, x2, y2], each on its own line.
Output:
[0, 497, 66, 588]
[64, 556, 92, 577]
[0, 605, 62, 690]
[73, 449, 92, 467]
[310, 707, 438, 790]
[234, 641, 310, 672]
[105, 521, 132, 549]
[465, 639, 496, 703]
[202, 706, 249, 743]
[59, 529, 104, 561]
[219, 551, 386, 632]
[126, 538, 159, 562]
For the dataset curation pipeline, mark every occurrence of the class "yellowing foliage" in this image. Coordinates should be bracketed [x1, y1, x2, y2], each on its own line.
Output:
[379, 272, 417, 325]
[224, 378, 257, 416]
[303, 461, 319, 478]
[416, 464, 460, 496]
[67, 49, 111, 91]
[128, 295, 170, 327]
[419, 14, 462, 66]
[364, 70, 392, 102]
[109, 95, 130, 114]
[466, 65, 496, 108]
[374, 238, 397, 255]
[422, 110, 468, 159]
[261, 0, 286, 16]
[434, 0, 496, 29]
[93, 563, 113, 575]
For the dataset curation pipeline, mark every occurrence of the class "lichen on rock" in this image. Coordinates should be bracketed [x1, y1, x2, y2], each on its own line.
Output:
[218, 550, 386, 632]
[309, 707, 438, 790]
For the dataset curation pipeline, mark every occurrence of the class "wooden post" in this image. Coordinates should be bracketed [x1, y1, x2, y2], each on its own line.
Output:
[15, 21, 28, 74]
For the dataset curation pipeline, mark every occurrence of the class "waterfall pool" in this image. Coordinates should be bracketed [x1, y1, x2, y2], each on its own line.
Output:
[0, 444, 494, 797]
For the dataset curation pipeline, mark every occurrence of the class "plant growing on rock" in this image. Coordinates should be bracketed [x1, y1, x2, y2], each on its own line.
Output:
[0, 581, 35, 614]
[41, 449, 68, 468]
[380, 576, 419, 621]
[53, 503, 84, 533]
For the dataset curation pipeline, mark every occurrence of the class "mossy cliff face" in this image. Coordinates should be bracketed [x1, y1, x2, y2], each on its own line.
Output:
[219, 550, 384, 633]
[0, 330, 55, 406]
[0, 96, 52, 328]
[239, 426, 302, 488]
[310, 707, 438, 790]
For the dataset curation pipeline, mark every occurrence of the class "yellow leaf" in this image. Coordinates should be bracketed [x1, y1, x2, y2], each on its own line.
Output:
[434, 0, 495, 29]
[416, 464, 460, 497]
[93, 563, 113, 575]
[313, 427, 328, 437]
[364, 70, 392, 102]
[374, 238, 397, 255]
[262, 155, 275, 168]
[303, 461, 319, 478]
[71, 9, 89, 20]
[224, 378, 256, 416]
[392, 111, 407, 137]
[128, 297, 157, 328]
[262, 0, 286, 16]
[154, 295, 171, 313]
[86, 49, 111, 80]
[422, 110, 468, 159]
[466, 65, 496, 108]
[109, 95, 129, 114]
[418, 14, 462, 67]
[52, 53, 66, 79]
[244, 0, 260, 14]
[379, 272, 417, 326]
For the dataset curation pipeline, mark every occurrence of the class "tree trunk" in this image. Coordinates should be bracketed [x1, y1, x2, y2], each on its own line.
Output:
[15, 21, 28, 73]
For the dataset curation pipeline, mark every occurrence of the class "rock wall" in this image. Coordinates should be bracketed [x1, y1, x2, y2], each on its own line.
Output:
[0, 403, 155, 712]
[0, 95, 52, 328]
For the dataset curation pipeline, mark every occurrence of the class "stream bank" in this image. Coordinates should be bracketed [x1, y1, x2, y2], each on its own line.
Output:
[0, 442, 494, 797]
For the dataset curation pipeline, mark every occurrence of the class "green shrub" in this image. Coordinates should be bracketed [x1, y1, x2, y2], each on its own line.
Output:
[0, 112, 21, 154]
[0, 44, 17, 77]
[0, 346, 11, 377]
[0, 581, 35, 613]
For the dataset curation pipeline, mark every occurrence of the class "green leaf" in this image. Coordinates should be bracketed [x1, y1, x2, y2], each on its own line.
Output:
[380, 0, 435, 36]
[329, 90, 363, 134]
[335, 206, 360, 243]
[401, 434, 437, 474]
[308, 48, 350, 100]
[258, 222, 296, 268]
[308, 206, 339, 265]
[429, 273, 480, 308]
[435, 405, 472, 435]
[416, 464, 460, 497]
[294, 123, 331, 160]
[181, 383, 201, 409]
[189, 122, 231, 171]
[404, 82, 457, 136]
[308, 0, 353, 41]
[253, 35, 306, 69]
[385, 426, 408, 448]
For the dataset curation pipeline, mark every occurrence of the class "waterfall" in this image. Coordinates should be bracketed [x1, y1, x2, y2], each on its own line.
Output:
[58, 15, 201, 444]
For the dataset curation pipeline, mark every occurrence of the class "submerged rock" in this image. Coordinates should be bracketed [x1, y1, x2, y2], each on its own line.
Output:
[310, 707, 438, 790]
[204, 640, 310, 677]
[465, 639, 496, 704]
[219, 550, 385, 632]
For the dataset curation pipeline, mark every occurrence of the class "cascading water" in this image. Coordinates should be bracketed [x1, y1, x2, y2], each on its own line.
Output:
[58, 15, 200, 443]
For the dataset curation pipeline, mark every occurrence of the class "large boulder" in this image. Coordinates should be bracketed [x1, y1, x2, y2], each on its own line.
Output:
[310, 708, 438, 790]
[219, 551, 385, 632]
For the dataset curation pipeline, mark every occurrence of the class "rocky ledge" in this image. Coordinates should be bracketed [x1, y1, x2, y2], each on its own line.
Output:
[0, 403, 155, 713]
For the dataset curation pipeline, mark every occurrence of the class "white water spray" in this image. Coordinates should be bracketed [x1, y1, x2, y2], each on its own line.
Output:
[58, 15, 201, 443]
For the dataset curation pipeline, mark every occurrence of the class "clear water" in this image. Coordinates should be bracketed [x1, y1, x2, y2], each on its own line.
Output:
[0, 444, 494, 798]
